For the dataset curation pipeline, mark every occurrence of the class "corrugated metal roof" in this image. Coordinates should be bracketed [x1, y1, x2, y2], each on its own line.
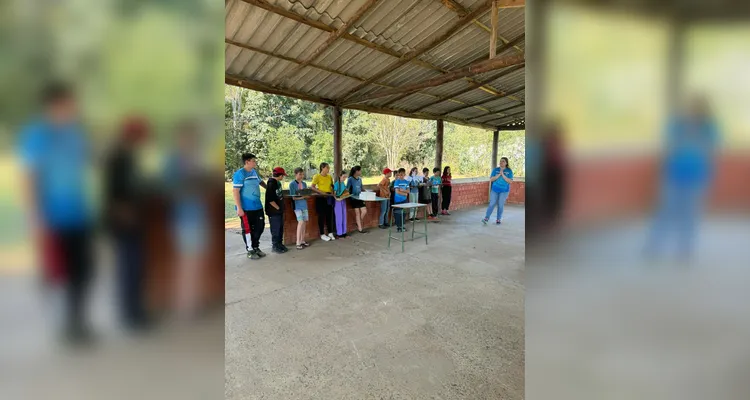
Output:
[225, 0, 525, 130]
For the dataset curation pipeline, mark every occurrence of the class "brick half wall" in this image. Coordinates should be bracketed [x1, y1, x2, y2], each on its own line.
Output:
[282, 178, 526, 244]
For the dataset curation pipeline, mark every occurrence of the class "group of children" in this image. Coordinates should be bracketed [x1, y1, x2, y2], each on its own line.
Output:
[232, 152, 461, 259]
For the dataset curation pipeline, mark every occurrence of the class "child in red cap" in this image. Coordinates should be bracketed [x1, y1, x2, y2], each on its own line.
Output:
[265, 167, 288, 253]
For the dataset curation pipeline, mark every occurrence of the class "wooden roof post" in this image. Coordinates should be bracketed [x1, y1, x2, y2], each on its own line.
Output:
[492, 129, 499, 169]
[333, 106, 343, 178]
[436, 119, 444, 172]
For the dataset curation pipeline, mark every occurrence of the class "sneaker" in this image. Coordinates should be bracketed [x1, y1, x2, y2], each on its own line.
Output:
[428, 216, 437, 221]
[280, 245, 289, 252]
[328, 233, 336, 240]
[378, 224, 386, 229]
[397, 228, 404, 233]
[383, 223, 390, 228]
[482, 218, 489, 225]
[358, 229, 369, 234]
[445, 211, 451, 215]
[247, 249, 259, 260]
[496, 220, 501, 225]
[254, 248, 267, 257]
[272, 246, 285, 254]
[321, 234, 331, 242]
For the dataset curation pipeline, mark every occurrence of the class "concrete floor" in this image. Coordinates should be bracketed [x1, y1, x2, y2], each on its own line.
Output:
[225, 205, 525, 400]
[526, 214, 750, 400]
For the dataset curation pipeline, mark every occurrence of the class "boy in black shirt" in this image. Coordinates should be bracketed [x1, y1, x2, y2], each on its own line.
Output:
[265, 167, 288, 253]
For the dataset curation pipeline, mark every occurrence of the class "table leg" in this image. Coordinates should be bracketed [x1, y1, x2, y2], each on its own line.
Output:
[388, 207, 393, 249]
[401, 210, 405, 253]
[411, 210, 415, 241]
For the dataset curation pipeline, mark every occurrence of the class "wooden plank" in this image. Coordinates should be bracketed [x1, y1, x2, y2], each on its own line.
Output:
[237, 0, 443, 73]
[280, 0, 381, 83]
[442, 85, 524, 115]
[344, 52, 524, 106]
[469, 101, 524, 121]
[225, 74, 335, 105]
[411, 63, 523, 113]
[346, 103, 496, 131]
[339, 0, 494, 102]
[484, 110, 525, 125]
[490, 1, 499, 58]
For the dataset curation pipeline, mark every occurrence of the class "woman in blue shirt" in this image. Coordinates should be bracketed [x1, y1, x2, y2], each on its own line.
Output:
[347, 165, 368, 234]
[484, 157, 514, 225]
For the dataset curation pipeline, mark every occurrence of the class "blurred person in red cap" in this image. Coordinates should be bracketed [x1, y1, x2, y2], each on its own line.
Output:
[17, 81, 95, 345]
[104, 116, 150, 331]
[265, 167, 288, 253]
[377, 168, 393, 229]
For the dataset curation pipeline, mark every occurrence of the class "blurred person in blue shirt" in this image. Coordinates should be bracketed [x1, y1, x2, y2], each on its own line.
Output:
[645, 96, 720, 261]
[18, 82, 95, 345]
[484, 157, 514, 225]
[165, 121, 210, 318]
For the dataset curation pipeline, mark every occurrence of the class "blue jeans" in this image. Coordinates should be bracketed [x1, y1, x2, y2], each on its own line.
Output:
[393, 208, 405, 229]
[646, 182, 705, 257]
[379, 199, 390, 225]
[485, 190, 510, 220]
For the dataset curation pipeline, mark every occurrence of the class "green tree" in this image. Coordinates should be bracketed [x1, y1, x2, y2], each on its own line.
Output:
[266, 124, 306, 173]
[369, 114, 428, 169]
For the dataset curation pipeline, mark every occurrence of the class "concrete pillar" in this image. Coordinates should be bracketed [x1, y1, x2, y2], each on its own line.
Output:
[435, 119, 444, 171]
[491, 129, 499, 168]
[666, 16, 686, 113]
[332, 106, 342, 176]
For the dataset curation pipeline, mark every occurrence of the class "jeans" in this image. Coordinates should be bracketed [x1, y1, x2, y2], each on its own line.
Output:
[646, 182, 705, 257]
[408, 191, 419, 218]
[379, 199, 390, 225]
[393, 208, 405, 230]
[114, 231, 146, 327]
[269, 213, 283, 247]
[485, 190, 510, 221]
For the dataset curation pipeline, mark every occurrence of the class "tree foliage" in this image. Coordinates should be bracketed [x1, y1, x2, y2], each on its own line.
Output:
[224, 86, 525, 179]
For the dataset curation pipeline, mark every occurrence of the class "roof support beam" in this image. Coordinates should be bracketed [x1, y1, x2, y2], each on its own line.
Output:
[439, 0, 525, 53]
[484, 110, 525, 125]
[346, 103, 495, 131]
[339, 0, 494, 102]
[490, 1, 499, 58]
[410, 63, 523, 113]
[344, 52, 524, 106]
[225, 74, 335, 105]
[468, 101, 524, 121]
[442, 85, 525, 116]
[280, 0, 381, 84]
[379, 34, 523, 109]
[237, 0, 441, 72]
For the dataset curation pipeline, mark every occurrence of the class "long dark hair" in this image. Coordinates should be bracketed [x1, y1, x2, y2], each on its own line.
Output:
[500, 157, 510, 169]
[442, 166, 451, 176]
[409, 167, 418, 176]
[349, 165, 362, 178]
